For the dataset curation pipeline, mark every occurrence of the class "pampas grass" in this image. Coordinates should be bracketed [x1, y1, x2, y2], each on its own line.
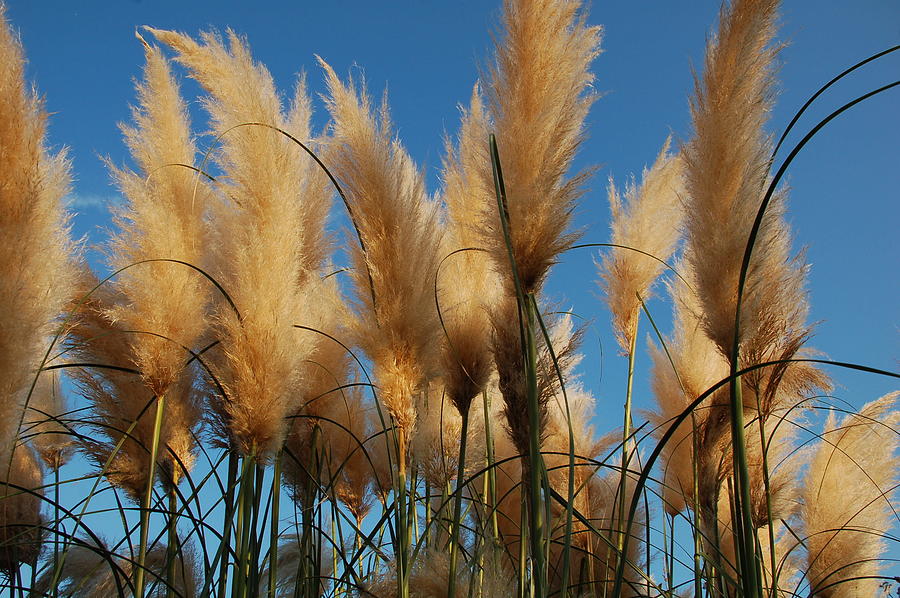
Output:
[1, 0, 897, 597]
[679, 0, 835, 593]
[318, 58, 444, 457]
[101, 38, 210, 489]
[0, 8, 77, 582]
[0, 445, 43, 575]
[481, 0, 601, 295]
[598, 139, 684, 355]
[147, 26, 325, 459]
[439, 87, 498, 420]
[0, 2, 78, 471]
[801, 393, 900, 597]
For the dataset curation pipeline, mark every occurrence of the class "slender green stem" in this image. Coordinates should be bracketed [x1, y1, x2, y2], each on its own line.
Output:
[231, 459, 246, 598]
[479, 391, 499, 597]
[317, 488, 326, 598]
[517, 494, 527, 598]
[299, 481, 311, 598]
[167, 484, 178, 598]
[617, 327, 638, 556]
[447, 411, 470, 598]
[482, 390, 500, 565]
[52, 460, 60, 598]
[407, 469, 417, 568]
[726, 476, 743, 594]
[135, 394, 166, 598]
[268, 450, 283, 598]
[248, 461, 265, 598]
[729, 376, 761, 597]
[232, 451, 256, 598]
[751, 393, 779, 594]
[523, 294, 546, 597]
[476, 470, 487, 598]
[411, 466, 420, 547]
[217, 450, 240, 598]
[692, 414, 703, 598]
[355, 514, 364, 579]
[662, 512, 673, 593]
[396, 433, 410, 598]
[331, 507, 339, 598]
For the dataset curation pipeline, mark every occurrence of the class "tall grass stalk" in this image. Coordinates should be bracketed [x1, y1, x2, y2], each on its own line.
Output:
[489, 133, 550, 596]
[481, 390, 500, 568]
[523, 294, 547, 597]
[268, 450, 282, 598]
[617, 329, 638, 563]
[447, 410, 469, 598]
[726, 373, 759, 597]
[165, 486, 178, 598]
[215, 450, 239, 598]
[134, 394, 165, 598]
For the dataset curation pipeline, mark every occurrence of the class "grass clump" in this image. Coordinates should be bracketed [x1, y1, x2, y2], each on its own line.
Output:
[0, 0, 897, 597]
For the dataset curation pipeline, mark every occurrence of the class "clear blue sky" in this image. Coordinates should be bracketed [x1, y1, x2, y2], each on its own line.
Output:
[6, 0, 898, 505]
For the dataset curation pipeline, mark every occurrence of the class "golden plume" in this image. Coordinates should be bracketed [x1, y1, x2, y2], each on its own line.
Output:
[148, 27, 330, 458]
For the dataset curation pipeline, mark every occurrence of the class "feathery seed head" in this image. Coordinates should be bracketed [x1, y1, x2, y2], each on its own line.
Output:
[599, 138, 684, 353]
[0, 444, 44, 574]
[682, 0, 815, 369]
[25, 369, 75, 470]
[481, 0, 602, 294]
[0, 4, 79, 469]
[319, 58, 444, 448]
[802, 393, 900, 597]
[88, 40, 211, 491]
[438, 87, 500, 416]
[149, 27, 329, 458]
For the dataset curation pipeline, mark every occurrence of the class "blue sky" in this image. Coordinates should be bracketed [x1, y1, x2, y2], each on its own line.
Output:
[6, 0, 898, 483]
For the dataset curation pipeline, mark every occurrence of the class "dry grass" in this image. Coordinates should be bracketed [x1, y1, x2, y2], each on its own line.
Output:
[0, 0, 896, 596]
[801, 393, 900, 597]
[0, 3, 78, 470]
[319, 57, 444, 460]
[147, 27, 328, 459]
[598, 138, 684, 354]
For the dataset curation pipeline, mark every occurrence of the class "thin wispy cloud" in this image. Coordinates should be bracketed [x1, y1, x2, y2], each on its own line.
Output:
[63, 192, 122, 210]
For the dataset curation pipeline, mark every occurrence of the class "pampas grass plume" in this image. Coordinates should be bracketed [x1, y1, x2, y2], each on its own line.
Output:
[482, 0, 602, 294]
[599, 138, 684, 353]
[682, 0, 781, 356]
[148, 27, 326, 458]
[682, 0, 823, 400]
[0, 3, 78, 469]
[319, 57, 444, 457]
[92, 39, 212, 488]
[106, 39, 210, 396]
[802, 393, 900, 597]
[439, 87, 498, 417]
[0, 445, 43, 574]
